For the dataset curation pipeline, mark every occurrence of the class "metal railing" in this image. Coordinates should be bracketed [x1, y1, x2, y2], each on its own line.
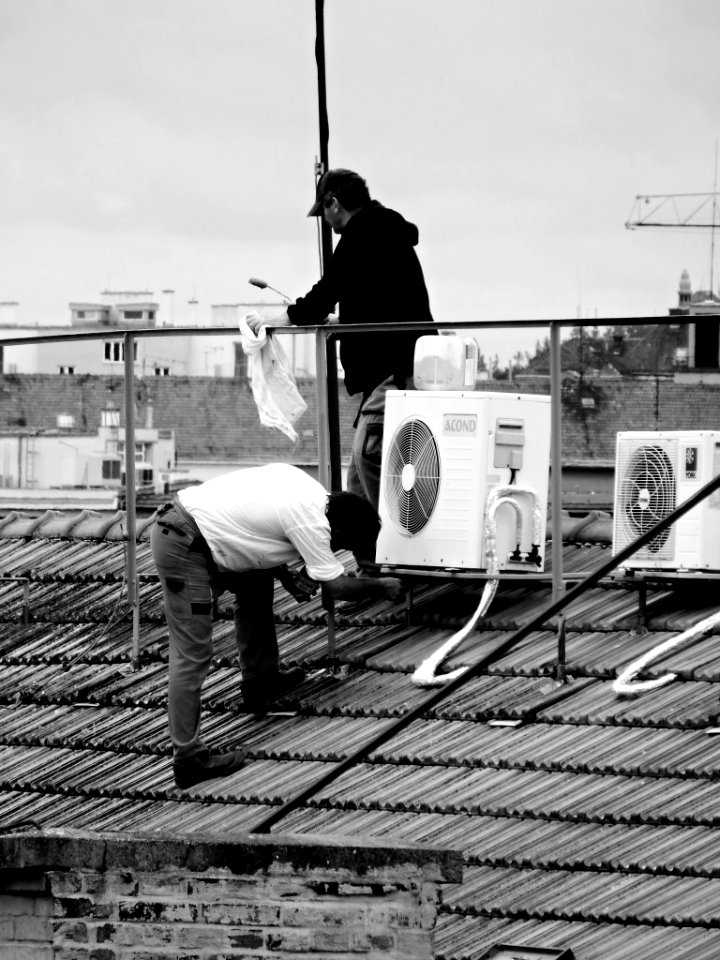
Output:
[0, 315, 698, 666]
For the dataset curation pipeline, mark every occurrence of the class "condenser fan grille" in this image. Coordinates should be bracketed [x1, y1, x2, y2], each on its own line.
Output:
[617, 443, 676, 554]
[384, 418, 440, 534]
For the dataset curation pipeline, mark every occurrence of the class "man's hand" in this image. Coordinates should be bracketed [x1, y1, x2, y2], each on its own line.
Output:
[377, 577, 404, 601]
[246, 310, 291, 336]
[322, 573, 404, 603]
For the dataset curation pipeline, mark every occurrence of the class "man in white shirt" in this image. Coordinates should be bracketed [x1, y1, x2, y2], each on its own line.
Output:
[150, 463, 403, 789]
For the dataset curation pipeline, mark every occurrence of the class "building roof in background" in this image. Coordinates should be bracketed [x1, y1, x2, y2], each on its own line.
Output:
[1, 509, 720, 959]
[5, 373, 720, 469]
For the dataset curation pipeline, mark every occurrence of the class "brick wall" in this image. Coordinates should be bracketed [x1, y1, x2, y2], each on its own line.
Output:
[0, 830, 461, 960]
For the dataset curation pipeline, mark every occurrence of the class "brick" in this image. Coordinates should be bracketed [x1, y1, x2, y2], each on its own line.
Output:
[351, 931, 395, 952]
[0, 945, 53, 960]
[227, 929, 265, 950]
[95, 923, 116, 943]
[46, 872, 83, 896]
[282, 903, 366, 928]
[203, 901, 281, 926]
[170, 925, 232, 950]
[32, 899, 53, 919]
[0, 894, 36, 915]
[92, 873, 138, 899]
[104, 923, 174, 948]
[311, 928, 351, 952]
[0, 875, 46, 894]
[130, 954, 203, 960]
[117, 900, 198, 923]
[52, 919, 89, 943]
[335, 883, 383, 897]
[188, 877, 256, 900]
[56, 950, 117, 960]
[139, 875, 189, 898]
[14, 916, 52, 942]
[266, 928, 314, 952]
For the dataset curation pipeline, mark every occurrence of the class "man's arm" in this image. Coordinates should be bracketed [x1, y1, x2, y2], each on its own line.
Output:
[322, 573, 404, 602]
[287, 275, 338, 327]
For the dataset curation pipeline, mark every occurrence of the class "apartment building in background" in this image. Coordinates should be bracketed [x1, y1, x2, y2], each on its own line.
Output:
[0, 290, 316, 379]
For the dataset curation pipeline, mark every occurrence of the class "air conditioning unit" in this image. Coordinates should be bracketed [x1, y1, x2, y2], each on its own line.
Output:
[376, 391, 551, 571]
[613, 430, 720, 571]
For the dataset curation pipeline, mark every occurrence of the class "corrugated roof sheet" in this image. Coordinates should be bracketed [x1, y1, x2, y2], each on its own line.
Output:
[1, 511, 720, 959]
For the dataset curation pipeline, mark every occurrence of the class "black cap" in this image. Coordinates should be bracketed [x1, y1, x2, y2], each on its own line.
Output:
[308, 168, 366, 216]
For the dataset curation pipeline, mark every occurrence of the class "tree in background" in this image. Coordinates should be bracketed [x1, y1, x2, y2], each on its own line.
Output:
[513, 324, 683, 377]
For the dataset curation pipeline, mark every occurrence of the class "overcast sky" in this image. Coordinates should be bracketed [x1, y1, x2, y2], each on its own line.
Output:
[2, 0, 719, 361]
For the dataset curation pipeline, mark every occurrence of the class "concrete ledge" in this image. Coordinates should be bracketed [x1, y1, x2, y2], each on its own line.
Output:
[0, 828, 463, 884]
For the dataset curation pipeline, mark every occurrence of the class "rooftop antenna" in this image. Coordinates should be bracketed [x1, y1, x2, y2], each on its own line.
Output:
[710, 140, 718, 294]
[626, 144, 720, 297]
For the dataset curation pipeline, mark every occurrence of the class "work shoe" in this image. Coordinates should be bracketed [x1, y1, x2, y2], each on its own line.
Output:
[173, 748, 246, 790]
[241, 666, 306, 714]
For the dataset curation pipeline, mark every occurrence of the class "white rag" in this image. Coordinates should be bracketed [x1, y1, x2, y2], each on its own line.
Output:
[239, 313, 307, 442]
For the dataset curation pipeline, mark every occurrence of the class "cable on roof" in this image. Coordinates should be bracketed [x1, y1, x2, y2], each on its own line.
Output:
[412, 484, 544, 686]
[613, 607, 720, 695]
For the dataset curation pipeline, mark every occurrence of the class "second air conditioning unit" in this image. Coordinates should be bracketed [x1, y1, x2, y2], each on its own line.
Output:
[376, 391, 551, 571]
[613, 430, 720, 571]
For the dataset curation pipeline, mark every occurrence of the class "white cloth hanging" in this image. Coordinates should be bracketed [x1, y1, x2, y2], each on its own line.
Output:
[239, 313, 307, 442]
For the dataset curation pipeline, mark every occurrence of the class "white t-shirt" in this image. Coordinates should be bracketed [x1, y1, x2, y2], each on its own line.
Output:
[177, 464, 344, 582]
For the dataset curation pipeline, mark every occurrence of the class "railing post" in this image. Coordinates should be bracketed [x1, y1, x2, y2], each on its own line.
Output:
[123, 333, 141, 670]
[325, 333, 342, 491]
[314, 327, 341, 491]
[315, 328, 330, 490]
[549, 320, 564, 603]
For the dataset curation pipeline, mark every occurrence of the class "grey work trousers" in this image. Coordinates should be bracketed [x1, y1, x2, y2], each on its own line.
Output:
[346, 409, 384, 513]
[150, 505, 277, 760]
[346, 375, 414, 516]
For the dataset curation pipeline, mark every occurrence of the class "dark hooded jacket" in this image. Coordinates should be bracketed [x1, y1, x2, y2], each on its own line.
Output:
[287, 201, 434, 397]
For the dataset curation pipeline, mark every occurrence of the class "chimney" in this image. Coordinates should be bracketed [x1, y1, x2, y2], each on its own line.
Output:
[0, 302, 20, 326]
[161, 289, 175, 327]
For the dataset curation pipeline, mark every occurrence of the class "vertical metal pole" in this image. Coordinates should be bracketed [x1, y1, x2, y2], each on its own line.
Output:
[315, 328, 336, 661]
[555, 614, 567, 684]
[124, 333, 140, 670]
[315, 0, 330, 188]
[22, 579, 29, 626]
[326, 335, 342, 490]
[316, 328, 330, 490]
[549, 321, 564, 603]
[321, 586, 337, 671]
[314, 0, 342, 490]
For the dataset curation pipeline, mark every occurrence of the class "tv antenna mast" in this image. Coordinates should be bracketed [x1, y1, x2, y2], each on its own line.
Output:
[625, 145, 720, 294]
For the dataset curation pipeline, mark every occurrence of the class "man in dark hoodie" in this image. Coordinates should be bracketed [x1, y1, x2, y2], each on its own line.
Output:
[248, 169, 434, 532]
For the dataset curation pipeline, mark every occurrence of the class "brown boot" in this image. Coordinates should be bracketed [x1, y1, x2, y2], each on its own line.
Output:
[241, 667, 306, 713]
[173, 749, 246, 789]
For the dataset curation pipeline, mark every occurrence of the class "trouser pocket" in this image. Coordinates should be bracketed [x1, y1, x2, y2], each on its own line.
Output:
[361, 420, 384, 466]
